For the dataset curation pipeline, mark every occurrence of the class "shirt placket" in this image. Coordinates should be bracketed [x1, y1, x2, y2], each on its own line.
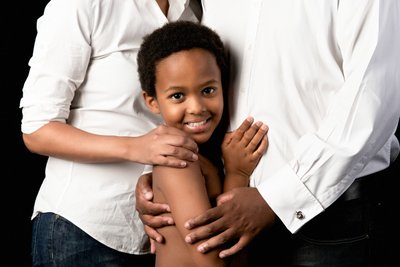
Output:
[238, 0, 262, 111]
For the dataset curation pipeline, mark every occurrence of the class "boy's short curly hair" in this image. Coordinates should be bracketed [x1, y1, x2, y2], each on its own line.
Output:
[137, 21, 229, 97]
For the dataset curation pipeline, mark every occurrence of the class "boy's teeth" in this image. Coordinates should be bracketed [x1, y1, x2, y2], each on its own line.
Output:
[187, 120, 206, 127]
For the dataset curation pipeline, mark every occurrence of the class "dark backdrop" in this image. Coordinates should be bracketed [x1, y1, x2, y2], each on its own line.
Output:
[6, 1, 399, 266]
[6, 1, 50, 266]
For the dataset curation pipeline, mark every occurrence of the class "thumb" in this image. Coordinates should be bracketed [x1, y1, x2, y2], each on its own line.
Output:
[216, 191, 234, 206]
[143, 189, 153, 201]
[138, 173, 154, 200]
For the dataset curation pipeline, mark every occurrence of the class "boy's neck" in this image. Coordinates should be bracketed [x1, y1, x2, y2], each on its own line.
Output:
[156, 0, 169, 16]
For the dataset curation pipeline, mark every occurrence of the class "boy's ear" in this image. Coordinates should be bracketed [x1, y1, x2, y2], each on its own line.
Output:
[142, 90, 160, 114]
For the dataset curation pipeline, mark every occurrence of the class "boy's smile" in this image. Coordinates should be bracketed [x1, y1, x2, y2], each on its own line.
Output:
[143, 48, 224, 144]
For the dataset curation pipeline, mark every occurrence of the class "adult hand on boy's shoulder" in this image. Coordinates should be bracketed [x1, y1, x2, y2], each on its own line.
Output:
[136, 125, 199, 167]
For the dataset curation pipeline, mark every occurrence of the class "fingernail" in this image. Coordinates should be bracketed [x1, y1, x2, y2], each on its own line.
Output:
[198, 244, 207, 253]
[192, 154, 198, 160]
[180, 161, 187, 167]
[144, 192, 152, 200]
[185, 236, 192, 243]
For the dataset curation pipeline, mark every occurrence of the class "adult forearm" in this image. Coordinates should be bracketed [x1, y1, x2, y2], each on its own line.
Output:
[22, 121, 137, 163]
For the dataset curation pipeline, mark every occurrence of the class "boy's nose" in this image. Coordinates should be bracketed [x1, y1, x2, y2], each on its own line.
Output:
[187, 97, 206, 114]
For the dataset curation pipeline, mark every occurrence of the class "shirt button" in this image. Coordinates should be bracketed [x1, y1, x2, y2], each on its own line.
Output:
[295, 211, 305, 220]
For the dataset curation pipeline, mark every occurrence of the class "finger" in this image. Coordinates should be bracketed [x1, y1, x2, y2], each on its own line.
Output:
[157, 144, 199, 166]
[144, 224, 164, 244]
[150, 238, 157, 254]
[222, 131, 234, 146]
[219, 236, 252, 258]
[136, 183, 170, 213]
[141, 201, 171, 215]
[180, 135, 199, 154]
[165, 146, 199, 163]
[157, 124, 188, 137]
[252, 136, 268, 158]
[197, 228, 238, 253]
[140, 213, 174, 228]
[159, 125, 199, 153]
[185, 217, 227, 245]
[184, 206, 221, 230]
[243, 120, 268, 148]
[216, 191, 234, 206]
[247, 123, 268, 152]
[170, 137, 198, 156]
[153, 155, 189, 168]
[231, 116, 254, 142]
[136, 173, 154, 201]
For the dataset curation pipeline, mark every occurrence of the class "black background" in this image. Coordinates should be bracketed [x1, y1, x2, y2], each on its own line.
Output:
[6, 1, 51, 266]
[6, 1, 399, 266]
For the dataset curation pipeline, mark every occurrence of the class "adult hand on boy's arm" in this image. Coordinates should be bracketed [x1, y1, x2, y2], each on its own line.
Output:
[135, 173, 173, 251]
[135, 157, 223, 251]
[184, 187, 276, 258]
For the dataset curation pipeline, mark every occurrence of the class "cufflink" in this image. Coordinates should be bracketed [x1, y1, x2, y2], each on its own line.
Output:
[295, 210, 305, 219]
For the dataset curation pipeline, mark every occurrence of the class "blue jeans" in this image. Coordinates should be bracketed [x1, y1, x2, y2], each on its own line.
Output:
[244, 169, 395, 267]
[31, 212, 155, 267]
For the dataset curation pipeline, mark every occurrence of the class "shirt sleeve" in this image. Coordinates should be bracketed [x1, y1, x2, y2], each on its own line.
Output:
[257, 0, 400, 233]
[20, 0, 93, 133]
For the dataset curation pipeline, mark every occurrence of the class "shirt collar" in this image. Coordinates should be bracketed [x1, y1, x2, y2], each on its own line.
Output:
[167, 0, 190, 20]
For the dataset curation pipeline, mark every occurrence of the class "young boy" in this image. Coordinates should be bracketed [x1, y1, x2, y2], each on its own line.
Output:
[137, 21, 268, 267]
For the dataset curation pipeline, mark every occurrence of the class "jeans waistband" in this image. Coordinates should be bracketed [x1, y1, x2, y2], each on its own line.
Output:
[337, 170, 385, 202]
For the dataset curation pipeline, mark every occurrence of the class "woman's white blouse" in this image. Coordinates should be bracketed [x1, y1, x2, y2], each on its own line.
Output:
[20, 0, 198, 254]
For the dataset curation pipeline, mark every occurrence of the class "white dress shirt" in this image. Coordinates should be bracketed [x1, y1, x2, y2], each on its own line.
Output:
[20, 0, 199, 254]
[202, 0, 400, 233]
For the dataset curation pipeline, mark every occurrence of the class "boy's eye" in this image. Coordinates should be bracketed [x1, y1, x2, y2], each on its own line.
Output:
[170, 92, 183, 100]
[202, 87, 216, 95]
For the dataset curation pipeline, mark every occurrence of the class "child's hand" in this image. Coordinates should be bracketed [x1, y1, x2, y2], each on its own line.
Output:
[222, 117, 268, 189]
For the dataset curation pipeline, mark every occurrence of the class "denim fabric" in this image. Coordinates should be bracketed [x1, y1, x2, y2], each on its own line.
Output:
[31, 213, 155, 267]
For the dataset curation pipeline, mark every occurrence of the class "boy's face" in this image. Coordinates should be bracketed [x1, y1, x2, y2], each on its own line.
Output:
[143, 48, 223, 144]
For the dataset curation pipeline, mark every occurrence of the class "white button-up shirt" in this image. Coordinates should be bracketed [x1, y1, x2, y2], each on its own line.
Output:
[202, 0, 400, 233]
[20, 0, 198, 254]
